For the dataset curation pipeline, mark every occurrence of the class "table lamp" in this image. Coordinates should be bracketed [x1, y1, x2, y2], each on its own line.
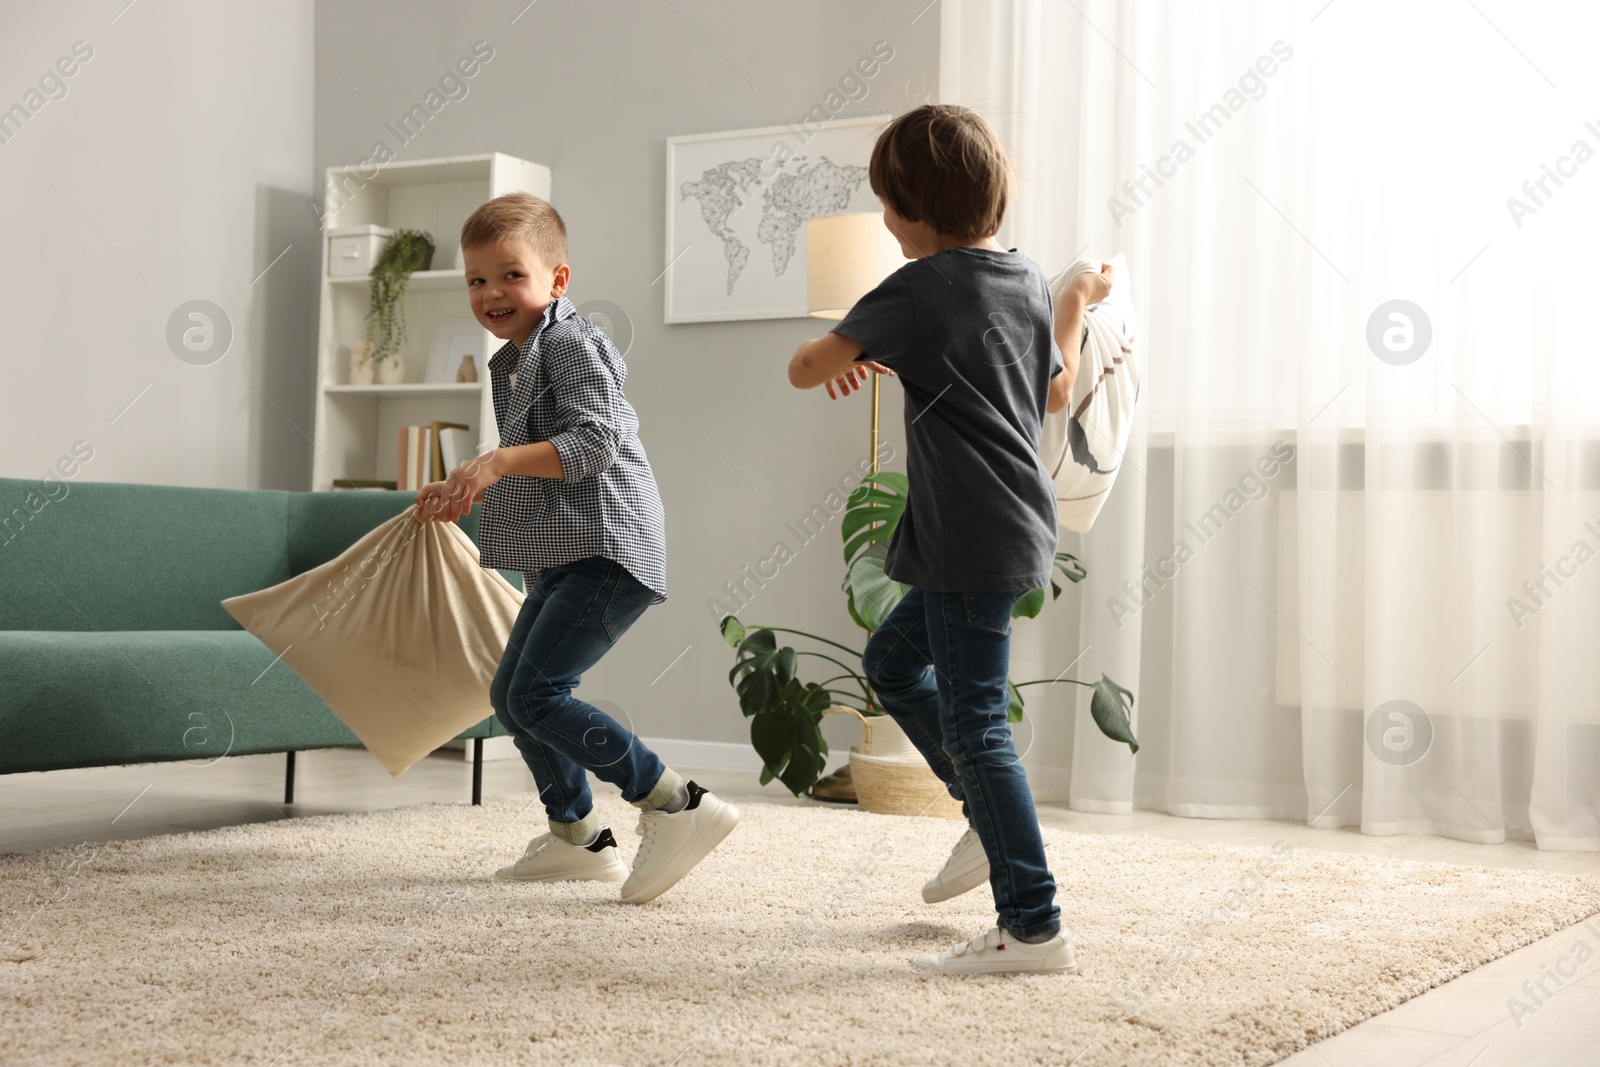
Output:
[805, 212, 905, 474]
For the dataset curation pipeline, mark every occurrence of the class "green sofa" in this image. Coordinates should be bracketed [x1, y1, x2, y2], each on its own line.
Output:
[0, 479, 515, 804]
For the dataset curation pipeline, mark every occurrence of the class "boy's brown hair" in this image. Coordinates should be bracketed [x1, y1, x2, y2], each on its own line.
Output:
[869, 104, 1012, 239]
[460, 192, 569, 270]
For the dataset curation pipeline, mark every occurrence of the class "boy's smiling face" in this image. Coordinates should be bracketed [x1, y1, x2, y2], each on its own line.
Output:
[463, 237, 570, 350]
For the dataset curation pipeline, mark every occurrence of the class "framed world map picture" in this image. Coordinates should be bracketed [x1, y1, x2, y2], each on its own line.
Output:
[664, 115, 889, 323]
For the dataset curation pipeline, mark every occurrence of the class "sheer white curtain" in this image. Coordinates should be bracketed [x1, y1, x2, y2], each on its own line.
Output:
[947, 0, 1600, 850]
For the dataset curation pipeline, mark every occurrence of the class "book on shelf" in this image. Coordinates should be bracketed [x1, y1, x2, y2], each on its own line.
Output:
[437, 427, 475, 479]
[430, 420, 471, 481]
[332, 478, 398, 491]
[397, 425, 432, 491]
[392, 421, 477, 490]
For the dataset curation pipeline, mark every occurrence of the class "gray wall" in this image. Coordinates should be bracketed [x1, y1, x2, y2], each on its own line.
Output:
[314, 0, 940, 746]
[0, 1, 316, 492]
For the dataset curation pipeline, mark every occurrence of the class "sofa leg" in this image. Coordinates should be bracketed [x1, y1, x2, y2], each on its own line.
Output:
[471, 737, 484, 806]
[285, 750, 296, 806]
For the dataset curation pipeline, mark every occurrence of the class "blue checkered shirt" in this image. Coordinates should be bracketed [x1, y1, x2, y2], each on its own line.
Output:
[478, 296, 668, 602]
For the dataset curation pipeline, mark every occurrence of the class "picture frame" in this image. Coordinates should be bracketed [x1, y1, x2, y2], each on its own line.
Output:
[664, 114, 889, 324]
[427, 318, 485, 384]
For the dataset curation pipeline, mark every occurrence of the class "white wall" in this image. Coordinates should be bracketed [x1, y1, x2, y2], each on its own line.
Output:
[311, 0, 938, 750]
[0, 1, 318, 491]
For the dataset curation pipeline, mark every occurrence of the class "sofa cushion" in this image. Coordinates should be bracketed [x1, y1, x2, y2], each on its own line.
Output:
[0, 630, 354, 773]
[0, 630, 503, 774]
[0, 479, 291, 631]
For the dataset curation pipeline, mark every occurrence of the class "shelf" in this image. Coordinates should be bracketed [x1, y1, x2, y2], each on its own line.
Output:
[329, 269, 466, 293]
[326, 153, 501, 187]
[324, 383, 481, 398]
[312, 151, 548, 492]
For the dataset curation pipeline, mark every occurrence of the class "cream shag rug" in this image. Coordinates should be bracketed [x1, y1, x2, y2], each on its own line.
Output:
[4, 794, 1598, 1067]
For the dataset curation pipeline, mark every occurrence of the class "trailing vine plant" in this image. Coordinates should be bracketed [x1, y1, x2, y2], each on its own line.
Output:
[363, 229, 435, 364]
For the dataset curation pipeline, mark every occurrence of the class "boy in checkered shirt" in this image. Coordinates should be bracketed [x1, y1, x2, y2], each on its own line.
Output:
[417, 193, 738, 903]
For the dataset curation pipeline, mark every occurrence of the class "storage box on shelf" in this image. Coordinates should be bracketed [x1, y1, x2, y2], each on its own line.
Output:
[310, 152, 551, 493]
[327, 224, 395, 277]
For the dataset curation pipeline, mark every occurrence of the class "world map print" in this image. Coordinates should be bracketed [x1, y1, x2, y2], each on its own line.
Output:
[679, 156, 869, 296]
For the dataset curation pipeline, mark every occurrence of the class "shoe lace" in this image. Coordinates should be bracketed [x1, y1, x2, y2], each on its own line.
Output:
[633, 812, 661, 862]
[951, 927, 1005, 958]
[522, 833, 553, 858]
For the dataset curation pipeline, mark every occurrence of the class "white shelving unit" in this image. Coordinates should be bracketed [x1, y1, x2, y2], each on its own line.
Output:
[310, 152, 551, 490]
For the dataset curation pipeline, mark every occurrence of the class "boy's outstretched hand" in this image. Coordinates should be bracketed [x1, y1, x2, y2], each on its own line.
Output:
[414, 479, 469, 524]
[414, 455, 496, 524]
[1049, 262, 1114, 415]
[1068, 261, 1114, 307]
[826, 360, 893, 400]
[789, 332, 891, 395]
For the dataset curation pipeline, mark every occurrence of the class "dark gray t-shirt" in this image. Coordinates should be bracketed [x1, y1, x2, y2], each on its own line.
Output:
[833, 245, 1063, 593]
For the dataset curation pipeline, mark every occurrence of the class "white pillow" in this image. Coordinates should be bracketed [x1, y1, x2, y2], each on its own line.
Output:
[223, 506, 524, 775]
[1039, 252, 1142, 532]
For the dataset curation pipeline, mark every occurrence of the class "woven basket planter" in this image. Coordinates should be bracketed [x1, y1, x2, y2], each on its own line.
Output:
[824, 706, 964, 819]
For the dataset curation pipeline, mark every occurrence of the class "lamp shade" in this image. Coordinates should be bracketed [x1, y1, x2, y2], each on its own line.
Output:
[805, 213, 904, 321]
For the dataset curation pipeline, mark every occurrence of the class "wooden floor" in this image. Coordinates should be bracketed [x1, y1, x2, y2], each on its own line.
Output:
[3, 748, 1597, 1066]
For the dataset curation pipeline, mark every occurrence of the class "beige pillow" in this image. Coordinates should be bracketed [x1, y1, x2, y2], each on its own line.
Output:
[223, 506, 524, 775]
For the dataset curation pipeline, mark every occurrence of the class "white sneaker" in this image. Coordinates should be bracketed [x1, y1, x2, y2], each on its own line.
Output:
[494, 828, 629, 883]
[620, 781, 740, 904]
[913, 926, 1077, 975]
[923, 826, 990, 903]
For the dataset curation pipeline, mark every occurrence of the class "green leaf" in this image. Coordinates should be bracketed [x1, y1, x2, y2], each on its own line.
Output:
[1010, 553, 1088, 620]
[1006, 680, 1025, 724]
[780, 740, 828, 796]
[839, 495, 902, 541]
[750, 709, 794, 780]
[729, 629, 798, 717]
[732, 628, 779, 671]
[794, 677, 833, 716]
[1055, 552, 1087, 584]
[748, 679, 831, 796]
[844, 583, 873, 632]
[720, 614, 747, 649]
[1011, 587, 1046, 620]
[365, 229, 435, 361]
[1090, 674, 1138, 754]
[725, 626, 774, 687]
[842, 474, 910, 566]
[846, 469, 908, 503]
[842, 544, 909, 632]
[842, 516, 901, 566]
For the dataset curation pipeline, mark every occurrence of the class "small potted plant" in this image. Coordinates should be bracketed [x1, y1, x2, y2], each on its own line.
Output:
[721, 472, 1137, 807]
[359, 228, 434, 384]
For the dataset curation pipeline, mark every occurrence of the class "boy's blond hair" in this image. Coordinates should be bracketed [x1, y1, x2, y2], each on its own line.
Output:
[869, 104, 1013, 240]
[460, 192, 569, 270]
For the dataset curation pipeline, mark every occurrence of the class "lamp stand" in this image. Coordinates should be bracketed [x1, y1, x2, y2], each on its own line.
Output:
[870, 373, 880, 475]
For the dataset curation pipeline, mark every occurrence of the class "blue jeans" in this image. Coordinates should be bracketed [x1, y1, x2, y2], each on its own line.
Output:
[863, 587, 1061, 940]
[488, 556, 680, 843]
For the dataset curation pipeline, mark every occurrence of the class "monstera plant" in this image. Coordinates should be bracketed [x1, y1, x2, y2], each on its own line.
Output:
[721, 472, 1138, 797]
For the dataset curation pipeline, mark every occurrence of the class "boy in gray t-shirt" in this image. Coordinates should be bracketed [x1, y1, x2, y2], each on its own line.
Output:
[788, 104, 1110, 975]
